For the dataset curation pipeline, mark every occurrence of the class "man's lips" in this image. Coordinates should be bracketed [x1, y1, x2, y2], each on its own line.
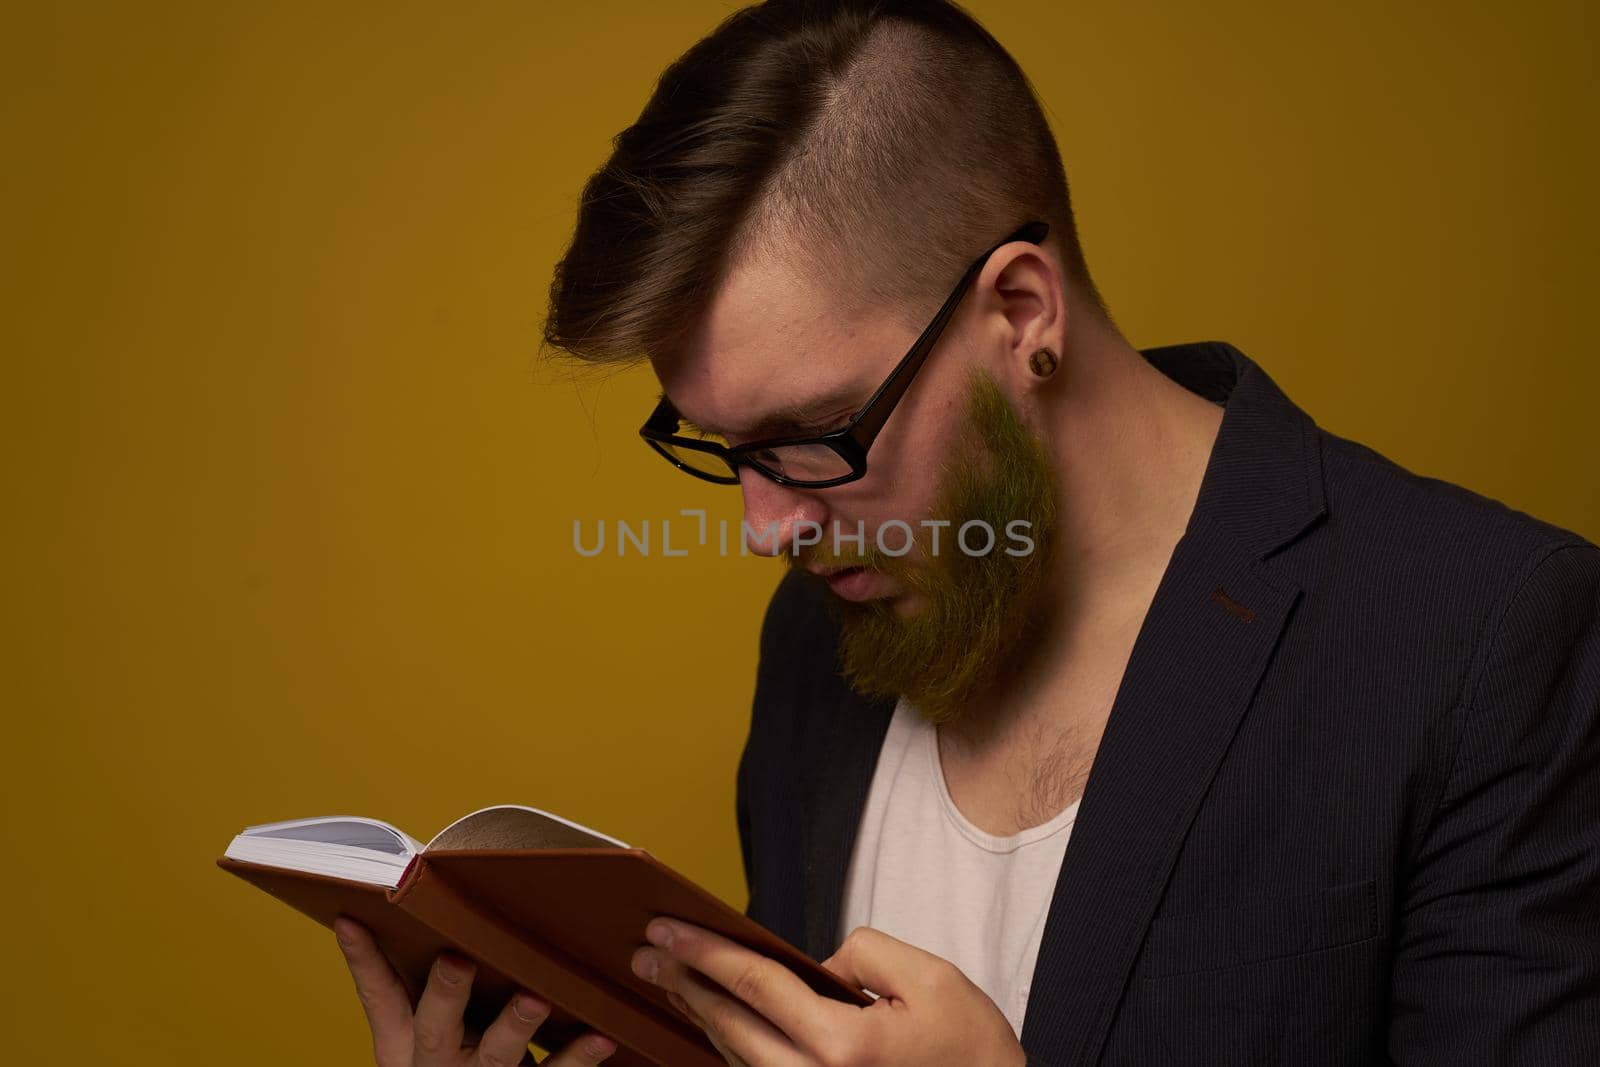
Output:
[810, 564, 880, 602]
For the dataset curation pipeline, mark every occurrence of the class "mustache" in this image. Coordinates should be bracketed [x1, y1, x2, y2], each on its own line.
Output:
[788, 547, 878, 572]
[787, 536, 907, 572]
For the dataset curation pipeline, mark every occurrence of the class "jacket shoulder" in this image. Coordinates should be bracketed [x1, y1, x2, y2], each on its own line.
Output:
[1317, 427, 1596, 580]
[1309, 428, 1596, 716]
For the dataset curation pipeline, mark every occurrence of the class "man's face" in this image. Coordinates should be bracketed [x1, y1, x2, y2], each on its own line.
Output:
[655, 249, 1058, 725]
[795, 363, 1058, 726]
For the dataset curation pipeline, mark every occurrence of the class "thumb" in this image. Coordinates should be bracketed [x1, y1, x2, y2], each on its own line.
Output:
[821, 926, 947, 1002]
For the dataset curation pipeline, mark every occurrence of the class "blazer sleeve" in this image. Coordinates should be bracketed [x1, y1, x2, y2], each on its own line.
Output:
[736, 580, 780, 919]
[736, 702, 756, 922]
[1388, 540, 1600, 1064]
[736, 569, 818, 922]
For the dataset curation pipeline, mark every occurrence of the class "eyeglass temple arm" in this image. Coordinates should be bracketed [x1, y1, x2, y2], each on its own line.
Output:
[848, 220, 1049, 445]
[642, 395, 682, 434]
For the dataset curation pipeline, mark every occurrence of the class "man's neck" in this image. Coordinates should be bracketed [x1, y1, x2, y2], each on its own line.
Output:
[1049, 333, 1223, 602]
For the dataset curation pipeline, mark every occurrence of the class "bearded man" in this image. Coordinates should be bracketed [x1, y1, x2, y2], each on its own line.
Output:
[334, 2, 1600, 1064]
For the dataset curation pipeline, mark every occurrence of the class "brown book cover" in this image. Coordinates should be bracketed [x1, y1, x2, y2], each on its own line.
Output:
[218, 807, 870, 1067]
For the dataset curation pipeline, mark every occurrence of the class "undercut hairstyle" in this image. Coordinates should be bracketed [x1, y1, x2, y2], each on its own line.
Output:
[543, 0, 1112, 368]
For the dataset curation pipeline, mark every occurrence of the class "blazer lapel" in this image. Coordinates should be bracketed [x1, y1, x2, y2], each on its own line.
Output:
[1020, 341, 1328, 1066]
[1017, 524, 1301, 1065]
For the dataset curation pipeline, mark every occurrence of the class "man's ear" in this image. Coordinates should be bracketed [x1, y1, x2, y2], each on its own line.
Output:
[976, 241, 1067, 413]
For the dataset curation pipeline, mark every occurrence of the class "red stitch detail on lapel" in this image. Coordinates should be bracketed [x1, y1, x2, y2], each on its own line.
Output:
[1210, 584, 1256, 623]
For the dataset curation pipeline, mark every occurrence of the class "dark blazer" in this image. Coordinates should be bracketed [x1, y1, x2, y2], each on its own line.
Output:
[734, 340, 1600, 1066]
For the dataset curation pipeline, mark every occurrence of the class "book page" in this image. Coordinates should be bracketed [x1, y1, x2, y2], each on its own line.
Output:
[244, 815, 422, 854]
[425, 805, 631, 852]
[223, 816, 423, 887]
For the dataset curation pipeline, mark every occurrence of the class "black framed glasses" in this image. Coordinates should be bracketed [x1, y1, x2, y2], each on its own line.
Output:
[639, 219, 1051, 489]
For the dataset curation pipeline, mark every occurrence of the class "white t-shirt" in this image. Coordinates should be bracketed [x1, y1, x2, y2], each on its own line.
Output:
[837, 697, 1079, 1038]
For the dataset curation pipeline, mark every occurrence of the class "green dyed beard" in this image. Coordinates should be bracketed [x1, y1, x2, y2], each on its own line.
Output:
[790, 366, 1059, 727]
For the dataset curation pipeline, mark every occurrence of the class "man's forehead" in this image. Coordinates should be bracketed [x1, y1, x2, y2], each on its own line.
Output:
[655, 253, 902, 436]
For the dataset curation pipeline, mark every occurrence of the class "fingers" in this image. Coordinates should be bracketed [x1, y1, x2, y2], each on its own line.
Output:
[703, 1027, 751, 1067]
[820, 925, 941, 1001]
[471, 991, 550, 1067]
[334, 917, 416, 1066]
[412, 951, 475, 1065]
[332, 917, 619, 1067]
[636, 947, 804, 1067]
[459, 985, 620, 1067]
[637, 919, 844, 1052]
[541, 1030, 619, 1065]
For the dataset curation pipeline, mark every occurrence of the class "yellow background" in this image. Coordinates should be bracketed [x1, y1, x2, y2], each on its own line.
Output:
[3, 2, 1595, 1062]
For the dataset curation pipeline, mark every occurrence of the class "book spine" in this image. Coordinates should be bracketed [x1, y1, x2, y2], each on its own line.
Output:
[392, 857, 723, 1067]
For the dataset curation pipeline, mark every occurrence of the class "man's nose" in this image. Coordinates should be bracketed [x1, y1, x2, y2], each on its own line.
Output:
[737, 467, 829, 558]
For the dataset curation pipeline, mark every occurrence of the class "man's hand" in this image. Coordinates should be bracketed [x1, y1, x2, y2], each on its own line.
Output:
[629, 919, 1027, 1067]
[334, 916, 619, 1067]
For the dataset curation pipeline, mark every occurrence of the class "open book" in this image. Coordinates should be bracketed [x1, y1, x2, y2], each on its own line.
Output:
[223, 805, 633, 888]
[219, 805, 869, 1067]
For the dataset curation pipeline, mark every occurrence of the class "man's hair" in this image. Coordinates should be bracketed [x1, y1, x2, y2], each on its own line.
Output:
[543, 0, 1111, 367]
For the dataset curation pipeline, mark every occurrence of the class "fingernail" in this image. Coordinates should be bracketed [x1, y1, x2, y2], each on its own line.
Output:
[668, 991, 690, 1016]
[435, 957, 471, 984]
[513, 993, 547, 1023]
[334, 920, 356, 948]
[588, 1035, 617, 1060]
[631, 949, 659, 982]
[645, 920, 674, 948]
